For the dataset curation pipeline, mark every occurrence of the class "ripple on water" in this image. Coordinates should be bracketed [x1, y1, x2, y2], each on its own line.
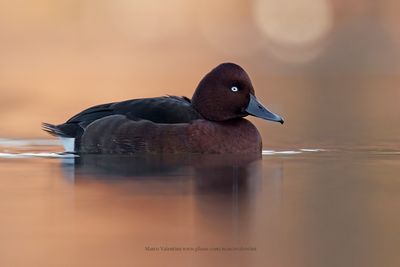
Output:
[262, 148, 326, 156]
[0, 138, 329, 159]
[0, 152, 77, 159]
[0, 138, 75, 159]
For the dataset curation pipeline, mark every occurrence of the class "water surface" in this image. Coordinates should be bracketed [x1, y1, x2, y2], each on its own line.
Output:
[0, 139, 399, 267]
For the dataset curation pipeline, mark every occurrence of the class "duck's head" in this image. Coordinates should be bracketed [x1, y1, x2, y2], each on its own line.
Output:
[192, 63, 284, 124]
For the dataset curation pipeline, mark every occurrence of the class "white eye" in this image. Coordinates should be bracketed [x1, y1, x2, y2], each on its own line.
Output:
[231, 86, 239, 92]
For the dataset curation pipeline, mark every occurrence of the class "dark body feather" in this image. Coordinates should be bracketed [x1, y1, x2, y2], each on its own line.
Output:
[43, 96, 202, 150]
[67, 96, 199, 127]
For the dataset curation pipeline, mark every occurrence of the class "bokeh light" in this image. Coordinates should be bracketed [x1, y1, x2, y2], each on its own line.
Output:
[253, 0, 333, 62]
[253, 0, 333, 45]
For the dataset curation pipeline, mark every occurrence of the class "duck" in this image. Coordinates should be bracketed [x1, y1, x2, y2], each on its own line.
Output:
[42, 63, 284, 154]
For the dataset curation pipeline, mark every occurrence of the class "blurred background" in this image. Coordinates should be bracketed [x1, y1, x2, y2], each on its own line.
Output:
[0, 0, 399, 148]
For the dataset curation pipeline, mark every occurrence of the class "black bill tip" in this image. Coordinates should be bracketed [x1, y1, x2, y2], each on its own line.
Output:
[245, 94, 284, 124]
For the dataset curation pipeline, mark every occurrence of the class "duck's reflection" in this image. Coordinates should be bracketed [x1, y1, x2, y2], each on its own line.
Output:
[65, 153, 260, 184]
[60, 154, 282, 247]
[60, 152, 283, 199]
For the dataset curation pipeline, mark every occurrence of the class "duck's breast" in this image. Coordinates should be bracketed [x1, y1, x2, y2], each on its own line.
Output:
[188, 118, 262, 154]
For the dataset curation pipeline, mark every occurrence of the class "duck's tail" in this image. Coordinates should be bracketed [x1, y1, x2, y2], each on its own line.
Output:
[42, 123, 75, 152]
[41, 122, 70, 137]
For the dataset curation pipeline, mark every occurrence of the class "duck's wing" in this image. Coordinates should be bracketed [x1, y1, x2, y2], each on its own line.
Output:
[42, 96, 201, 138]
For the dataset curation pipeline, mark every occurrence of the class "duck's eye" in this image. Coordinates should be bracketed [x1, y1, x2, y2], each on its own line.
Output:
[231, 86, 239, 92]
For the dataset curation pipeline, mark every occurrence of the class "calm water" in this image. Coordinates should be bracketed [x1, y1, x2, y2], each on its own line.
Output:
[0, 139, 399, 267]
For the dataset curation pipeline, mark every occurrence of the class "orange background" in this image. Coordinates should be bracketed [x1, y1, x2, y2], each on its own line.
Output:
[0, 0, 399, 147]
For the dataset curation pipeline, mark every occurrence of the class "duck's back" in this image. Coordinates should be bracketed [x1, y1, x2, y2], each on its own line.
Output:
[68, 96, 200, 125]
[43, 96, 201, 138]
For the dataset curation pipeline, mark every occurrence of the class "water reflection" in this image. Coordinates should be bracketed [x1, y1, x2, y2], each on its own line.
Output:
[3, 142, 400, 266]
[57, 153, 277, 265]
[66, 153, 263, 193]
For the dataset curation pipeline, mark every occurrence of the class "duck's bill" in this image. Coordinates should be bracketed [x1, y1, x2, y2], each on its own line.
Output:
[246, 94, 284, 124]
